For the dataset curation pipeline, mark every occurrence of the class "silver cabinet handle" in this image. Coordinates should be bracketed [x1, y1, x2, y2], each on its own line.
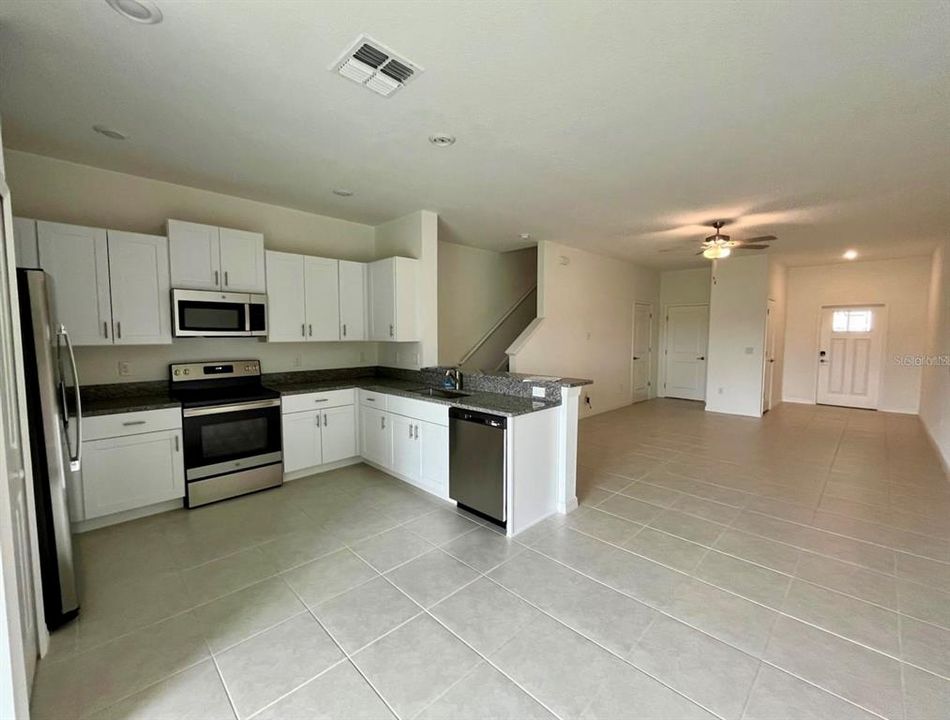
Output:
[414, 424, 419, 439]
[314, 398, 328, 403]
[224, 270, 229, 287]
[381, 416, 386, 429]
[365, 397, 375, 402]
[408, 423, 413, 439]
[174, 434, 180, 452]
[214, 270, 219, 286]
[316, 413, 321, 427]
[301, 323, 306, 337]
[122, 420, 146, 426]
[389, 324, 394, 337]
[308, 324, 313, 337]
[323, 413, 328, 427]
[117, 321, 122, 339]
[103, 320, 109, 338]
[342, 323, 347, 337]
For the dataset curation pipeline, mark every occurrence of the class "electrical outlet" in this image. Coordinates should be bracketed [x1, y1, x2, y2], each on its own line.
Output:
[532, 386, 546, 399]
[292, 355, 302, 368]
[358, 351, 365, 363]
[117, 361, 131, 377]
[745, 347, 754, 355]
[718, 387, 724, 395]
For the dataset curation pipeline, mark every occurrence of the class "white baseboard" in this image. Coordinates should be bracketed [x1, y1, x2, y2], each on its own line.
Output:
[922, 419, 950, 480]
[559, 496, 579, 514]
[73, 498, 183, 533]
[782, 397, 816, 405]
[283, 456, 361, 482]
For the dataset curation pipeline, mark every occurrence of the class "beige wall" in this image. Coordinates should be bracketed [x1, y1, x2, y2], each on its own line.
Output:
[767, 260, 788, 409]
[782, 256, 932, 413]
[920, 240, 949, 470]
[509, 240, 659, 417]
[438, 242, 537, 366]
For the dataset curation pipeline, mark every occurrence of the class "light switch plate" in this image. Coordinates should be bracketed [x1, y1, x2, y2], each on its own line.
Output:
[532, 386, 546, 398]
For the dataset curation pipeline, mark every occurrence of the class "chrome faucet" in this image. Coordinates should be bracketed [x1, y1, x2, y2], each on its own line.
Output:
[443, 367, 462, 391]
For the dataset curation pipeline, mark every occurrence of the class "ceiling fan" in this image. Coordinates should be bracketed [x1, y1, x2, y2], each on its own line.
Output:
[659, 220, 777, 259]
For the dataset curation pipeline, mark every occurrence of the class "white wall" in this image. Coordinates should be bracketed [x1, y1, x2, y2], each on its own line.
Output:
[374, 210, 439, 369]
[658, 267, 711, 397]
[767, 260, 788, 408]
[509, 240, 659, 418]
[438, 243, 536, 365]
[705, 255, 770, 417]
[920, 240, 949, 470]
[782, 256, 932, 413]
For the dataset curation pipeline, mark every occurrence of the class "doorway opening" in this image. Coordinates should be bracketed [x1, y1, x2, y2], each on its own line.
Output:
[816, 305, 885, 410]
[631, 302, 653, 403]
[662, 304, 709, 402]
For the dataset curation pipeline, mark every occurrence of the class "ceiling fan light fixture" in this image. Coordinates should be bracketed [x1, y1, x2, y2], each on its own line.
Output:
[843, 249, 858, 260]
[105, 0, 163, 24]
[703, 245, 731, 260]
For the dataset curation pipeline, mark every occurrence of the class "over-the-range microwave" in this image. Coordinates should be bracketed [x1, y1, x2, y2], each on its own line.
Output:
[172, 289, 267, 337]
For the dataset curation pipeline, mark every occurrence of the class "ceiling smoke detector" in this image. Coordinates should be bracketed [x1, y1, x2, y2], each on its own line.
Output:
[332, 188, 354, 197]
[428, 134, 456, 147]
[330, 35, 423, 98]
[105, 0, 163, 24]
[92, 124, 129, 140]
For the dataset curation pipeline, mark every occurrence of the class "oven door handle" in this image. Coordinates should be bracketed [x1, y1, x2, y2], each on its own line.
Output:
[182, 398, 281, 417]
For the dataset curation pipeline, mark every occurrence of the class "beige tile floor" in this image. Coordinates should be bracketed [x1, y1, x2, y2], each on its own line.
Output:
[31, 399, 950, 719]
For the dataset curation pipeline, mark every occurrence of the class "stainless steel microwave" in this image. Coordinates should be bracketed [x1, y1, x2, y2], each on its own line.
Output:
[172, 289, 267, 337]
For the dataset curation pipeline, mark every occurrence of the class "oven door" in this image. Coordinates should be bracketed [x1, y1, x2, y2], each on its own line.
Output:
[181, 399, 282, 481]
[173, 289, 251, 337]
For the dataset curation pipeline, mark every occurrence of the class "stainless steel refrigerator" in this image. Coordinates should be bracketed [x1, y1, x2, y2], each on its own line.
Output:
[16, 268, 81, 629]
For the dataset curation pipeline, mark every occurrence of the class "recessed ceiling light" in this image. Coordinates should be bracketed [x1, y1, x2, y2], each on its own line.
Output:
[428, 134, 456, 147]
[92, 125, 129, 140]
[105, 0, 163, 24]
[519, 233, 531, 240]
[332, 189, 354, 197]
[843, 249, 858, 260]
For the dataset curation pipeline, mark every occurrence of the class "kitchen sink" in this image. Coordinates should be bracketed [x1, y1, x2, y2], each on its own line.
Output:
[411, 387, 471, 399]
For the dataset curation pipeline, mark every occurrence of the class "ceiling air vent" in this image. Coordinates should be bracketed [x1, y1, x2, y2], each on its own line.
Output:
[330, 35, 423, 97]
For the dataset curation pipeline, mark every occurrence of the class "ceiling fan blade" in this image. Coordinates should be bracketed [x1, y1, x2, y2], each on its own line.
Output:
[735, 244, 771, 250]
[742, 235, 777, 243]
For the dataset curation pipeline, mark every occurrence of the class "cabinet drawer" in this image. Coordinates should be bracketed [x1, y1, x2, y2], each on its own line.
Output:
[387, 395, 449, 427]
[84, 407, 182, 441]
[359, 389, 389, 411]
[281, 388, 355, 414]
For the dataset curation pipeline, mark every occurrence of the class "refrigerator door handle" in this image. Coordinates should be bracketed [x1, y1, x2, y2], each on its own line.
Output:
[58, 324, 82, 471]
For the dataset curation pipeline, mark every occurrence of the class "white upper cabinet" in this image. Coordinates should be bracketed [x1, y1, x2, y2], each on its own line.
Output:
[338, 260, 366, 341]
[12, 217, 39, 268]
[168, 220, 265, 292]
[369, 257, 418, 341]
[167, 220, 220, 290]
[265, 251, 307, 342]
[107, 231, 171, 345]
[37, 221, 113, 345]
[304, 257, 340, 341]
[219, 227, 266, 292]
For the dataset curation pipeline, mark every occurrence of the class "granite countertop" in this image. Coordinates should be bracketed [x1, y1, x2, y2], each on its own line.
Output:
[264, 377, 560, 417]
[80, 376, 562, 418]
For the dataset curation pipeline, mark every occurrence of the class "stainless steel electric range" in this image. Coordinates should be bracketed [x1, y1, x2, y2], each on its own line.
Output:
[170, 360, 282, 508]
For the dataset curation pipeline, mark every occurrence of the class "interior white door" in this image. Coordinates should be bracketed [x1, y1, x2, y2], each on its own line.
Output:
[304, 257, 340, 341]
[281, 411, 322, 473]
[320, 404, 356, 464]
[664, 305, 708, 401]
[218, 227, 265, 293]
[265, 251, 306, 342]
[1, 191, 39, 710]
[762, 299, 776, 413]
[167, 220, 221, 290]
[338, 260, 366, 341]
[390, 414, 420, 480]
[37, 222, 113, 345]
[107, 231, 171, 345]
[631, 303, 653, 403]
[816, 306, 883, 409]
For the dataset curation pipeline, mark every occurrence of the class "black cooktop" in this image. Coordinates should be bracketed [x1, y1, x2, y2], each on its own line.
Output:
[169, 360, 280, 409]
[171, 385, 280, 409]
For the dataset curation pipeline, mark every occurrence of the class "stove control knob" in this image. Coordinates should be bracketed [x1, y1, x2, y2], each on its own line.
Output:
[173, 369, 180, 376]
[183, 369, 190, 376]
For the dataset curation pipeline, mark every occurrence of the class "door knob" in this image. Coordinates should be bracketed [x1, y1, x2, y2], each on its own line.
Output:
[633, 356, 640, 360]
[697, 356, 705, 360]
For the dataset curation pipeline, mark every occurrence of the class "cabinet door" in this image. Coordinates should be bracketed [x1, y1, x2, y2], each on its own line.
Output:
[360, 407, 392, 468]
[12, 217, 38, 268]
[368, 258, 395, 340]
[281, 410, 322, 473]
[418, 420, 449, 498]
[265, 251, 306, 342]
[391, 414, 420, 481]
[167, 220, 221, 290]
[37, 221, 113, 345]
[338, 260, 366, 341]
[320, 404, 356, 464]
[392, 257, 419, 341]
[108, 231, 171, 345]
[82, 430, 184, 519]
[219, 227, 266, 293]
[304, 257, 340, 341]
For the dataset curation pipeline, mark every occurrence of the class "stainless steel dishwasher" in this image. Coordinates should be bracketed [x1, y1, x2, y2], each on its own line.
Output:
[449, 407, 507, 527]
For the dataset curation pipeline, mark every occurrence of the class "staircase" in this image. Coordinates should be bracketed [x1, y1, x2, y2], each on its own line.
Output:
[458, 286, 537, 373]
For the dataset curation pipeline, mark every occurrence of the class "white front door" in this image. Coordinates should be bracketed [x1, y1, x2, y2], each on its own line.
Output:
[664, 305, 708, 401]
[0, 184, 38, 716]
[631, 303, 653, 402]
[762, 299, 776, 413]
[817, 306, 883, 409]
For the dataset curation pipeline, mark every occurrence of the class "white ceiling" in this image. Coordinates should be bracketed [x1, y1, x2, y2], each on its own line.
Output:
[1, 1, 947, 269]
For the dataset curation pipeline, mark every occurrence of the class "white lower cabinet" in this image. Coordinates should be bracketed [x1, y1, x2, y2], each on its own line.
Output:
[360, 406, 392, 468]
[281, 393, 357, 474]
[81, 428, 184, 520]
[391, 415, 420, 479]
[417, 421, 449, 497]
